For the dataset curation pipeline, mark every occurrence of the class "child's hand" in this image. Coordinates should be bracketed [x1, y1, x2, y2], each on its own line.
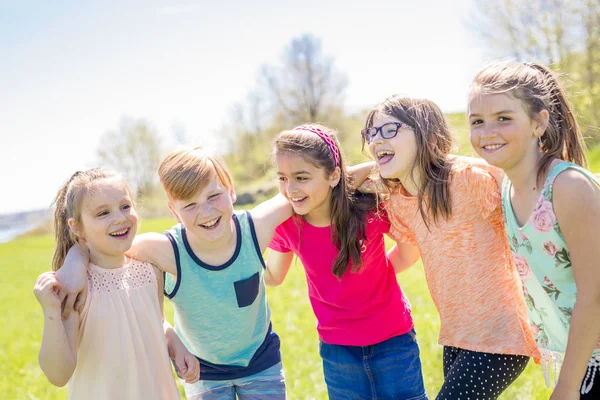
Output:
[33, 272, 63, 315]
[56, 243, 89, 319]
[173, 348, 200, 384]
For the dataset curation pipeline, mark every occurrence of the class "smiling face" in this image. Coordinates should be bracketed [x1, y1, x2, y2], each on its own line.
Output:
[469, 92, 545, 172]
[168, 176, 236, 244]
[276, 152, 339, 225]
[70, 177, 138, 268]
[368, 112, 418, 181]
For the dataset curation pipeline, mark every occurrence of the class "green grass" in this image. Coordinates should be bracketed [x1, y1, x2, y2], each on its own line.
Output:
[587, 145, 600, 173]
[3, 217, 552, 399]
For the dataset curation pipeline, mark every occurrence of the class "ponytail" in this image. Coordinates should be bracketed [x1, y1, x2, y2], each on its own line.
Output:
[526, 63, 587, 181]
[52, 172, 81, 271]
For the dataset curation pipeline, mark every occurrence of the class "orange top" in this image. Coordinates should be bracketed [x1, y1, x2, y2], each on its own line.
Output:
[388, 164, 540, 359]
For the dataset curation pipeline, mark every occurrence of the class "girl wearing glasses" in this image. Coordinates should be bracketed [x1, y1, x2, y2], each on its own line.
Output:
[361, 95, 540, 399]
[265, 124, 427, 400]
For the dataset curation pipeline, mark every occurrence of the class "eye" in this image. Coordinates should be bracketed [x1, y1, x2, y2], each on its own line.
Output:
[97, 210, 109, 217]
[184, 203, 197, 209]
[208, 193, 221, 200]
[121, 204, 131, 210]
[470, 119, 483, 126]
[278, 176, 287, 182]
[498, 116, 511, 122]
[296, 176, 308, 182]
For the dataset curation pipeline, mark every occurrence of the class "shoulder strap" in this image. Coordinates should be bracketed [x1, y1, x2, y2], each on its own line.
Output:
[236, 210, 266, 269]
[163, 226, 183, 298]
[543, 162, 600, 200]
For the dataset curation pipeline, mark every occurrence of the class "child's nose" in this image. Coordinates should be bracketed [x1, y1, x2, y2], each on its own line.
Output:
[286, 181, 298, 195]
[482, 123, 498, 138]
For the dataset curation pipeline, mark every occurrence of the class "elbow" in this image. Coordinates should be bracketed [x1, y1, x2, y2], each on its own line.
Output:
[39, 354, 75, 388]
[265, 277, 283, 287]
[48, 376, 70, 388]
[42, 365, 72, 387]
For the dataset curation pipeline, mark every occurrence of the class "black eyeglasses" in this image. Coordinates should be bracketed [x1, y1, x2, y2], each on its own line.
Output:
[361, 122, 413, 144]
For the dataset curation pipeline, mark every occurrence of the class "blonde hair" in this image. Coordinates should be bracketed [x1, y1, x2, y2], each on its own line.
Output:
[52, 168, 134, 271]
[158, 146, 234, 201]
[470, 61, 587, 183]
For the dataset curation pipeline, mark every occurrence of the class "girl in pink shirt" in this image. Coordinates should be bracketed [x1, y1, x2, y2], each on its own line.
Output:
[266, 124, 427, 400]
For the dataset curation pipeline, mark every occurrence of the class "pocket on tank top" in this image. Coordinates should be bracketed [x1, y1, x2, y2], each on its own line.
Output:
[234, 272, 260, 307]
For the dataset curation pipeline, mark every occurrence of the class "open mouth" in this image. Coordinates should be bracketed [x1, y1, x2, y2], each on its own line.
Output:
[290, 196, 308, 205]
[482, 144, 506, 153]
[109, 227, 130, 239]
[376, 150, 395, 165]
[199, 216, 221, 230]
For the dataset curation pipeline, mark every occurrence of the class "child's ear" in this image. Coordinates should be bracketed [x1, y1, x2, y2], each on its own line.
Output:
[167, 203, 182, 224]
[329, 167, 342, 188]
[534, 109, 550, 137]
[230, 188, 237, 204]
[67, 218, 84, 240]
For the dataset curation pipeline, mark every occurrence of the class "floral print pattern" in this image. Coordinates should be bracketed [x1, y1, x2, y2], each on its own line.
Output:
[502, 162, 599, 355]
[530, 199, 555, 233]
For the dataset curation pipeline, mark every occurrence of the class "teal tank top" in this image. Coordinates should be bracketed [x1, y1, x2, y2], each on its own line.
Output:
[164, 210, 281, 380]
[502, 162, 600, 386]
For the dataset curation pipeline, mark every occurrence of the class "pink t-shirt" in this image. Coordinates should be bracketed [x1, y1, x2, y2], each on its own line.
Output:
[269, 211, 414, 346]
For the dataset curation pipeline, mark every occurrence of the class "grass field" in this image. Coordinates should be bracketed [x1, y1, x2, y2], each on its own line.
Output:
[1, 217, 553, 399]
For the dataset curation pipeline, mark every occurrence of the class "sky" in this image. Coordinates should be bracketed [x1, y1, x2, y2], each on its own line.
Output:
[0, 0, 493, 214]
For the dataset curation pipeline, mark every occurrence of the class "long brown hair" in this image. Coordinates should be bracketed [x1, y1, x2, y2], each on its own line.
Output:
[274, 124, 378, 278]
[363, 95, 454, 228]
[52, 168, 132, 271]
[470, 61, 587, 184]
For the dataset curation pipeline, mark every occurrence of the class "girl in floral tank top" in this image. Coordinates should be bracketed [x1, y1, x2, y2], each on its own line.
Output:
[470, 61, 600, 399]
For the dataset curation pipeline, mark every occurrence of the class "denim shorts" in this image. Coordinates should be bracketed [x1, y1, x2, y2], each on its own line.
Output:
[182, 361, 286, 400]
[319, 329, 427, 400]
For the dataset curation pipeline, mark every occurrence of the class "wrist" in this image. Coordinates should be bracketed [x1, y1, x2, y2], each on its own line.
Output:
[43, 308, 63, 320]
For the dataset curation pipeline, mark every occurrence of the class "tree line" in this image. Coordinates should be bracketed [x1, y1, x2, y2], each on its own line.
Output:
[96, 2, 600, 203]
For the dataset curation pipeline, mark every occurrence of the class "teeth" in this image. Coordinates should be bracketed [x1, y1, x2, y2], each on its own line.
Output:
[484, 144, 504, 150]
[377, 150, 394, 157]
[110, 228, 128, 236]
[290, 197, 305, 202]
[200, 217, 219, 227]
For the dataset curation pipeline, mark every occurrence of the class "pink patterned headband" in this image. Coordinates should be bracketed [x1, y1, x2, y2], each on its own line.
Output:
[293, 125, 341, 168]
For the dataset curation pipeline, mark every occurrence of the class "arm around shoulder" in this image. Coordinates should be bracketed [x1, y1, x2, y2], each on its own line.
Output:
[128, 232, 177, 275]
[250, 194, 293, 252]
[451, 155, 504, 189]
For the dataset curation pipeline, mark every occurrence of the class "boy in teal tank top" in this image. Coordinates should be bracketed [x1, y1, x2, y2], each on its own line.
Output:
[57, 147, 293, 400]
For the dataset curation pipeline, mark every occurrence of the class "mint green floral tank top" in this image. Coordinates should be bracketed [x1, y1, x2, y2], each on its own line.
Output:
[501, 161, 600, 390]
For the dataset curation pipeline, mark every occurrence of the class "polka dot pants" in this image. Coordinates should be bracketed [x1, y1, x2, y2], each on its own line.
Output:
[435, 346, 529, 400]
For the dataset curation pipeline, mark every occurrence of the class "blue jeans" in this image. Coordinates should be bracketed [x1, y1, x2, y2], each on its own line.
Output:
[182, 362, 286, 400]
[319, 329, 427, 400]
